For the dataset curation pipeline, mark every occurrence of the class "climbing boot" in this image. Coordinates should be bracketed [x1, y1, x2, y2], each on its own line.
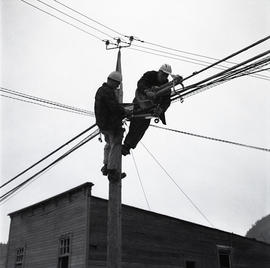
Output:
[121, 144, 130, 156]
[107, 169, 127, 182]
[101, 164, 108, 176]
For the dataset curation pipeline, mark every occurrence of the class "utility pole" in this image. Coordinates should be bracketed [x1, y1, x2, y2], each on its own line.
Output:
[107, 48, 123, 268]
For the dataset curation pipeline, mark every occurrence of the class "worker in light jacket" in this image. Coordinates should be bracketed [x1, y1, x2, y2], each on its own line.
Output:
[94, 71, 128, 181]
[122, 64, 173, 156]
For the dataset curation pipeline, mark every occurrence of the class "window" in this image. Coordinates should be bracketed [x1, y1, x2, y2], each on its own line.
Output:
[58, 235, 71, 268]
[219, 253, 231, 268]
[186, 260, 196, 268]
[15, 247, 25, 267]
[217, 245, 231, 268]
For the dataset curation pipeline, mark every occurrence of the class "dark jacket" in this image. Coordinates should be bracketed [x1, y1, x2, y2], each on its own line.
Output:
[135, 70, 171, 124]
[94, 83, 126, 132]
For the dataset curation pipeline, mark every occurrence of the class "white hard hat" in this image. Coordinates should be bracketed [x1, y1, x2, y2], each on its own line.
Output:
[108, 71, 122, 82]
[159, 64, 172, 75]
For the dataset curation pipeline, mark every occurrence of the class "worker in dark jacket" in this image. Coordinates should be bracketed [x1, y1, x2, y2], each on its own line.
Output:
[122, 64, 172, 156]
[94, 71, 127, 180]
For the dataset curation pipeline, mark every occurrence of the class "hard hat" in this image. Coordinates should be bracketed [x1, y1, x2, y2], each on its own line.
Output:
[159, 64, 172, 75]
[108, 71, 122, 82]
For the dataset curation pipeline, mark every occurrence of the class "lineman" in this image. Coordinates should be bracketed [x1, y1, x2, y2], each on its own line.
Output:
[94, 71, 128, 181]
[122, 64, 173, 155]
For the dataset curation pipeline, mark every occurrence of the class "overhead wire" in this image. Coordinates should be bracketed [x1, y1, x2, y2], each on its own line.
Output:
[131, 151, 151, 211]
[180, 57, 270, 100]
[0, 161, 59, 206]
[2, 85, 269, 153]
[21, 1, 270, 81]
[53, 0, 124, 37]
[129, 47, 270, 82]
[150, 125, 270, 153]
[171, 50, 270, 100]
[0, 128, 100, 203]
[0, 87, 94, 117]
[128, 47, 225, 70]
[32, 0, 114, 39]
[140, 142, 214, 228]
[0, 124, 98, 189]
[20, 0, 104, 41]
[54, 0, 266, 73]
[0, 94, 90, 117]
[131, 44, 229, 68]
[180, 35, 270, 82]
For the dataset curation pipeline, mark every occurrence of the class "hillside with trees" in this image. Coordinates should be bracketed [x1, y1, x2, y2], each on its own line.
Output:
[246, 214, 270, 244]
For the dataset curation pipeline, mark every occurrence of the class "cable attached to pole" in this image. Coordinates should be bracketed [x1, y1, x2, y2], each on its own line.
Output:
[0, 124, 97, 189]
[131, 151, 151, 211]
[150, 125, 270, 152]
[182, 35, 270, 82]
[140, 142, 214, 228]
[0, 129, 100, 203]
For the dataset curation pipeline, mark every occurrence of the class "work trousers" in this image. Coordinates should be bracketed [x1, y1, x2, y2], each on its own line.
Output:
[124, 118, 151, 149]
[102, 129, 123, 170]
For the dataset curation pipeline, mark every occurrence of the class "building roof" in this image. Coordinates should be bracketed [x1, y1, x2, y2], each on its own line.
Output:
[8, 182, 94, 216]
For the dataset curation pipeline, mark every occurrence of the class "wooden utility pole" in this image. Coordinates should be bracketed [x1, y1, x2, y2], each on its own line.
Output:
[107, 48, 123, 268]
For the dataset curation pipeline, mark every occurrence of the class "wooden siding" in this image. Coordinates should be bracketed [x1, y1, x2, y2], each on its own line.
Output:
[89, 197, 270, 268]
[6, 185, 91, 268]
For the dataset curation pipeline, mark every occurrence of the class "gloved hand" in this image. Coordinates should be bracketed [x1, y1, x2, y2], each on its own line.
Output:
[171, 74, 183, 81]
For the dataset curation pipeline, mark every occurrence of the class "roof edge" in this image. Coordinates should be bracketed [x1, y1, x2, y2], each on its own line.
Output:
[8, 182, 94, 216]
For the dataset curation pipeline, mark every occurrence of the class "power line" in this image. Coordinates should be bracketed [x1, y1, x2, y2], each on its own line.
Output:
[33, 0, 114, 39]
[131, 151, 151, 211]
[54, 0, 125, 37]
[54, 0, 253, 69]
[150, 125, 270, 153]
[176, 51, 270, 99]
[20, 0, 104, 41]
[1, 94, 89, 117]
[128, 47, 218, 68]
[128, 48, 270, 82]
[2, 86, 269, 153]
[0, 129, 100, 203]
[51, 2, 270, 80]
[0, 87, 94, 117]
[140, 142, 214, 228]
[0, 124, 97, 189]
[0, 160, 59, 206]
[174, 56, 270, 100]
[181, 36, 270, 82]
[22, 1, 270, 81]
[132, 43, 227, 67]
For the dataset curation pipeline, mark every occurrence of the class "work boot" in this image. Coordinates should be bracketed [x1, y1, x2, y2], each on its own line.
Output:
[107, 169, 127, 182]
[101, 164, 108, 176]
[121, 144, 130, 156]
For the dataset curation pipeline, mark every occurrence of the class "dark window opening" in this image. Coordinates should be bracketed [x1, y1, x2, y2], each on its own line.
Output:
[186, 260, 196, 268]
[219, 253, 231, 268]
[58, 256, 69, 268]
[15, 247, 24, 267]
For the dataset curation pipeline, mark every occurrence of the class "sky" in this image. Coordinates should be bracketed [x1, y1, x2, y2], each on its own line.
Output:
[1, 0, 270, 243]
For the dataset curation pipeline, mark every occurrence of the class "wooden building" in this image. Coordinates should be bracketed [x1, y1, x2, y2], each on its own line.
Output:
[5, 182, 270, 267]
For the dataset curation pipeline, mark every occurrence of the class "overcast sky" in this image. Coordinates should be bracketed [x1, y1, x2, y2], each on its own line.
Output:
[1, 0, 270, 243]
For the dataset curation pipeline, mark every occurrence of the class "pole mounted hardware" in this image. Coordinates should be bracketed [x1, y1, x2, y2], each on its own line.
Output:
[104, 36, 134, 50]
